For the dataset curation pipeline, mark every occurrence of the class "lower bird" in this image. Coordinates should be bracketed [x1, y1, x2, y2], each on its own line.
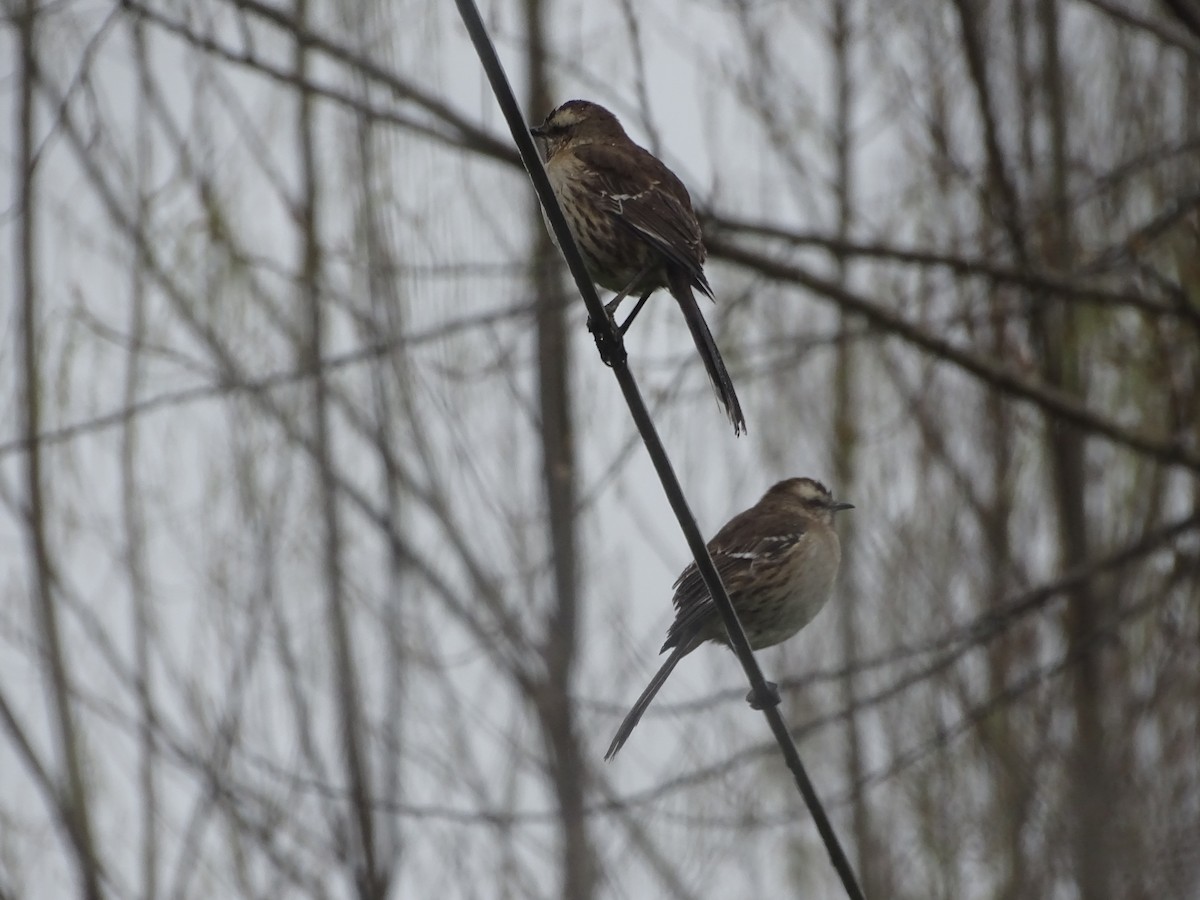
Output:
[606, 477, 852, 760]
[530, 99, 746, 435]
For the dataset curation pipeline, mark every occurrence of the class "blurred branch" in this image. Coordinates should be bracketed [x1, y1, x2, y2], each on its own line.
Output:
[709, 215, 1199, 324]
[120, 0, 520, 166]
[291, 0, 388, 891]
[524, 0, 595, 893]
[0, 298, 549, 461]
[1081, 0, 1200, 55]
[124, 17, 159, 897]
[706, 234, 1200, 474]
[833, 543, 1198, 811]
[0, 691, 57, 829]
[14, 1, 103, 896]
[1081, 185, 1200, 274]
[225, 0, 516, 159]
[1160, 0, 1200, 38]
[951, 0, 1030, 264]
[31, 45, 544, 704]
[594, 779, 699, 900]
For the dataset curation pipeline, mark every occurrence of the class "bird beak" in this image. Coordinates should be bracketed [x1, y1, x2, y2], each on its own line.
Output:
[831, 501, 855, 512]
[530, 124, 546, 137]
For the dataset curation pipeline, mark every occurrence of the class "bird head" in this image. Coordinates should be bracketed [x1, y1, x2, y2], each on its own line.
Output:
[764, 477, 854, 523]
[531, 99, 627, 157]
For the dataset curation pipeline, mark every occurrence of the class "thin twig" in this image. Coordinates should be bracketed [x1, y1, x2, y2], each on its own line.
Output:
[705, 234, 1200, 475]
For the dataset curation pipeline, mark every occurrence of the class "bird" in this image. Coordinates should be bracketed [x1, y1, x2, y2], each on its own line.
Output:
[530, 99, 746, 435]
[605, 477, 853, 760]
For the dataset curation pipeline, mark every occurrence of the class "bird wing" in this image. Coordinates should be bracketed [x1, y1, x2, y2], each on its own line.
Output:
[661, 510, 809, 650]
[572, 143, 713, 298]
[662, 551, 750, 652]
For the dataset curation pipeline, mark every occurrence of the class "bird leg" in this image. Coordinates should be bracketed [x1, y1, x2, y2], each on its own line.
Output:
[615, 289, 655, 337]
[746, 681, 781, 710]
[587, 263, 655, 365]
[586, 262, 659, 365]
[603, 262, 656, 325]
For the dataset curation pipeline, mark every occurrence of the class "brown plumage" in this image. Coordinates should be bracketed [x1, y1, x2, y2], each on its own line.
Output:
[605, 477, 853, 760]
[531, 99, 746, 435]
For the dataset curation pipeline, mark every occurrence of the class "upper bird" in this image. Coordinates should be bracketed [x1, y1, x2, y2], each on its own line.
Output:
[605, 477, 853, 759]
[531, 100, 746, 435]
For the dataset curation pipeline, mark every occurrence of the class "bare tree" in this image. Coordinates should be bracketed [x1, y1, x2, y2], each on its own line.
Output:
[1, 0, 1197, 897]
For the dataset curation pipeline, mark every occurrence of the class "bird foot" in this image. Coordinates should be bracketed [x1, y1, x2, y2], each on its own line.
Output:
[746, 681, 781, 710]
[587, 313, 626, 367]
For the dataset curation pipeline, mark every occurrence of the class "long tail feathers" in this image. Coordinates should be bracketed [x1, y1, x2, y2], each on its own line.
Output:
[605, 644, 692, 760]
[667, 271, 746, 435]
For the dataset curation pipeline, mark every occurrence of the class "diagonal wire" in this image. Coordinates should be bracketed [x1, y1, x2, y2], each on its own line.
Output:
[450, 1, 866, 898]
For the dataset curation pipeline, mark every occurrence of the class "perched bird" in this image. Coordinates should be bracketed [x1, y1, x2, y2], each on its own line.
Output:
[605, 477, 852, 760]
[530, 99, 746, 435]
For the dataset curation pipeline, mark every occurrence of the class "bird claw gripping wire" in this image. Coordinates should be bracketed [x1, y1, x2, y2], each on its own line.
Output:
[746, 681, 782, 710]
[587, 313, 627, 368]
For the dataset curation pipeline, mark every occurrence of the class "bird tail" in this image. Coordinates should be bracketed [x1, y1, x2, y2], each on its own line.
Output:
[605, 643, 692, 760]
[666, 270, 746, 435]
